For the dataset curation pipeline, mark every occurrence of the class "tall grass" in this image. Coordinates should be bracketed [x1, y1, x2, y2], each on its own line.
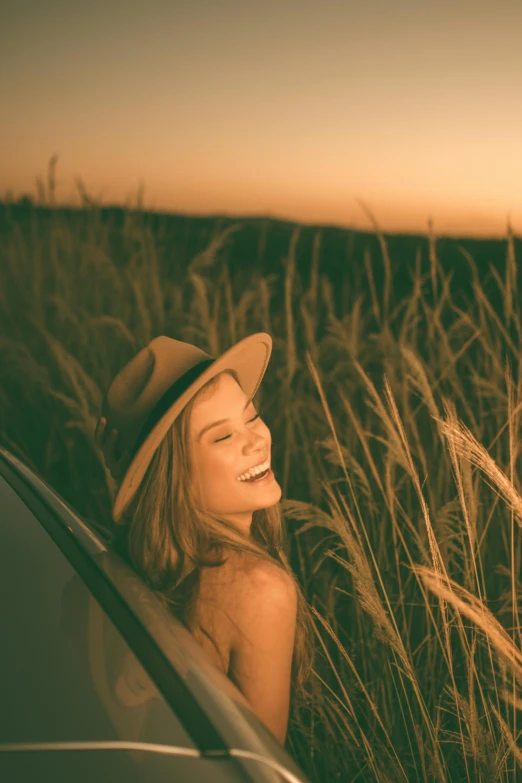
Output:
[2, 160, 522, 781]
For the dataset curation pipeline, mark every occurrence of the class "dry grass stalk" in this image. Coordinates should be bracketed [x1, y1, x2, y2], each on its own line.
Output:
[222, 261, 237, 345]
[257, 275, 273, 334]
[491, 704, 522, 772]
[284, 227, 300, 386]
[440, 399, 478, 564]
[356, 198, 391, 323]
[383, 376, 446, 579]
[187, 223, 240, 273]
[416, 566, 522, 678]
[309, 603, 408, 781]
[504, 219, 517, 327]
[364, 247, 381, 326]
[436, 412, 522, 531]
[427, 217, 438, 302]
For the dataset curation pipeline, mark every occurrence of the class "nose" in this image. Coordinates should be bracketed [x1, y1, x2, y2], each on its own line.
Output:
[244, 429, 267, 452]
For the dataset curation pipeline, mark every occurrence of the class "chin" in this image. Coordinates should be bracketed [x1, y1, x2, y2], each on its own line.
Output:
[261, 488, 283, 507]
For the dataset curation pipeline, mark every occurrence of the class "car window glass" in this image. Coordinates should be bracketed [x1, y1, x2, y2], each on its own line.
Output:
[0, 476, 194, 751]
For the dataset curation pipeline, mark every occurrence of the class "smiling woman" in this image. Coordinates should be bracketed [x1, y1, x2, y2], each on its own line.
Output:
[94, 334, 315, 746]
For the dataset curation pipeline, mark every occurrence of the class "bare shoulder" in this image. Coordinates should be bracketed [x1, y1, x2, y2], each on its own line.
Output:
[221, 548, 296, 594]
[241, 555, 296, 606]
[201, 549, 296, 622]
[223, 551, 298, 643]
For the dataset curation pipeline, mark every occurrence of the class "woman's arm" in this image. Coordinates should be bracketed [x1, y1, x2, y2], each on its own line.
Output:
[227, 561, 297, 745]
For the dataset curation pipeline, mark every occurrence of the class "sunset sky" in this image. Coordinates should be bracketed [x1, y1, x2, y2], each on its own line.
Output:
[2, 0, 521, 238]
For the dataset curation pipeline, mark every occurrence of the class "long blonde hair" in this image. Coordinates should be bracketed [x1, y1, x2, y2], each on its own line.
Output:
[111, 369, 315, 704]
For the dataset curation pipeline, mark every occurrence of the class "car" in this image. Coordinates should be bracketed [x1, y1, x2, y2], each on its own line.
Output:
[0, 446, 311, 783]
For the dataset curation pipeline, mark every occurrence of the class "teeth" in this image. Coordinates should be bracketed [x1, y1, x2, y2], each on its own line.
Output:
[237, 459, 270, 482]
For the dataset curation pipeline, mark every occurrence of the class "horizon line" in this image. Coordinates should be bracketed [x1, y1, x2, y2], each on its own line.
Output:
[1, 192, 518, 243]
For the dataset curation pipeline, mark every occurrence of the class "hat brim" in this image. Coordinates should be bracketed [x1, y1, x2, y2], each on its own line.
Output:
[112, 332, 272, 522]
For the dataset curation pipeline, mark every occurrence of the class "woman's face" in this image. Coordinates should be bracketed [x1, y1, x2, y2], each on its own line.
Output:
[188, 373, 282, 534]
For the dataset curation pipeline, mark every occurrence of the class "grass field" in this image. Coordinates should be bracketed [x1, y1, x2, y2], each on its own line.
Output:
[2, 164, 522, 781]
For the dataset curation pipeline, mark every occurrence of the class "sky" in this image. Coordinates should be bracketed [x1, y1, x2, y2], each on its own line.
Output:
[1, 0, 521, 238]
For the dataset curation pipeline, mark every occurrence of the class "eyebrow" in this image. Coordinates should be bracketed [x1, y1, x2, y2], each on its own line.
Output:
[197, 399, 254, 442]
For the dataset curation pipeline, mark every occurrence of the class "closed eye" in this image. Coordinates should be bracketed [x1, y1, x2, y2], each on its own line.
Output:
[214, 414, 260, 443]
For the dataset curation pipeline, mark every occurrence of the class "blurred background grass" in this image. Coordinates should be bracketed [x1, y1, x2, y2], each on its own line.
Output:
[2, 160, 522, 782]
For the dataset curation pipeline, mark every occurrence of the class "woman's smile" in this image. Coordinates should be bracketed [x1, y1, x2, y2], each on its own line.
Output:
[237, 467, 276, 487]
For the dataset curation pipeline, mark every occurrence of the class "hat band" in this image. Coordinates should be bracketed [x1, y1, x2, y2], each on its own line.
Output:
[131, 357, 215, 458]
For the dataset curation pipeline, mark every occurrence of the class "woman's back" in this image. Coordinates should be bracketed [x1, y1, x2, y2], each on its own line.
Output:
[188, 549, 298, 744]
[188, 548, 245, 674]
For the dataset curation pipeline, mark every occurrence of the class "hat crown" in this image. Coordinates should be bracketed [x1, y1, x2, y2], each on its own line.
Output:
[101, 337, 212, 475]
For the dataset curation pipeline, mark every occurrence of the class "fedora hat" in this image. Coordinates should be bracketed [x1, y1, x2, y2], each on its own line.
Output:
[95, 332, 272, 522]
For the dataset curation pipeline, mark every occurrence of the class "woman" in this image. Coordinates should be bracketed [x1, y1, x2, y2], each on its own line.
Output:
[95, 332, 314, 745]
